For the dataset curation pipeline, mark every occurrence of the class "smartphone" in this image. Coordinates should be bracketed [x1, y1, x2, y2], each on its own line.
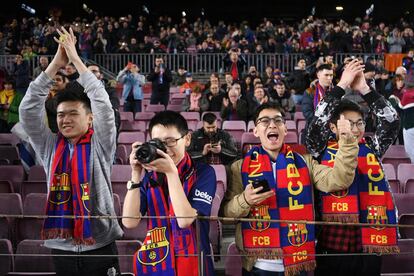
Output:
[211, 143, 219, 148]
[252, 179, 271, 193]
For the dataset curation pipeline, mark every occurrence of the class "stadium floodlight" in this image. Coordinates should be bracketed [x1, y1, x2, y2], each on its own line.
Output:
[201, 8, 205, 16]
[21, 3, 36, 15]
[336, 6, 344, 11]
[142, 5, 149, 14]
[182, 11, 186, 17]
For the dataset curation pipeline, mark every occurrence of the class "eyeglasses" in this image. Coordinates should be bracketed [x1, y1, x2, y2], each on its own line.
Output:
[160, 134, 186, 147]
[256, 116, 285, 127]
[348, 120, 366, 130]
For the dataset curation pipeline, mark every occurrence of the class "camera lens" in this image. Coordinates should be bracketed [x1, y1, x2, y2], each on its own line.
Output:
[135, 139, 167, 164]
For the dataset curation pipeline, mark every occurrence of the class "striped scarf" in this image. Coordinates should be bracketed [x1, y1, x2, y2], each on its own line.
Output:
[241, 145, 316, 276]
[320, 140, 399, 253]
[312, 81, 333, 109]
[42, 129, 94, 245]
[134, 153, 208, 276]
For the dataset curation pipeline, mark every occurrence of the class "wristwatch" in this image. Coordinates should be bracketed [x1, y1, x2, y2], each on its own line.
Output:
[127, 180, 142, 191]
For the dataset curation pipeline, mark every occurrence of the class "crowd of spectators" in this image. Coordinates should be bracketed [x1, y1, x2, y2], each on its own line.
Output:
[1, 13, 414, 63]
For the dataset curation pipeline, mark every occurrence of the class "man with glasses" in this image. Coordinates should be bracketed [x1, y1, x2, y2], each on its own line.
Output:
[305, 59, 400, 276]
[122, 110, 216, 275]
[221, 98, 360, 274]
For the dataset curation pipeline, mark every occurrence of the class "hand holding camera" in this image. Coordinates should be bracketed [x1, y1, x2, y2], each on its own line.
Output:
[134, 139, 176, 175]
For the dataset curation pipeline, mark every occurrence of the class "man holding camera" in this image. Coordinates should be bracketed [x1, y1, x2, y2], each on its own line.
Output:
[122, 110, 216, 275]
[147, 56, 172, 108]
[223, 48, 247, 81]
[221, 63, 363, 275]
[188, 112, 238, 165]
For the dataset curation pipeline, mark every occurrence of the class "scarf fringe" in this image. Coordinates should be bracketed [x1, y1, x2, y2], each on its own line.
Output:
[363, 245, 400, 254]
[285, 260, 316, 276]
[244, 248, 283, 259]
[73, 237, 96, 246]
[322, 214, 359, 223]
[41, 229, 96, 245]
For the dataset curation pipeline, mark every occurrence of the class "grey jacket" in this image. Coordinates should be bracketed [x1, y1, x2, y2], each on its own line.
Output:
[19, 71, 123, 252]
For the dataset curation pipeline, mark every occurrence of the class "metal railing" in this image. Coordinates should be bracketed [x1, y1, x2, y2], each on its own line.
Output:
[0, 53, 384, 81]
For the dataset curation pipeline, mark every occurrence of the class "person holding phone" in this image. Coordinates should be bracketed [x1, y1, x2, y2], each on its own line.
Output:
[221, 62, 364, 275]
[147, 56, 172, 107]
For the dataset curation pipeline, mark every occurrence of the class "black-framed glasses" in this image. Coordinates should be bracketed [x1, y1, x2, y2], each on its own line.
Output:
[161, 134, 186, 147]
[255, 116, 285, 127]
[349, 120, 366, 130]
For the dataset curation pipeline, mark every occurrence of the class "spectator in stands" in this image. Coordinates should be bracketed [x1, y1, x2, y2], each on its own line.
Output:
[375, 69, 391, 98]
[0, 80, 17, 132]
[364, 62, 377, 89]
[122, 111, 216, 275]
[305, 59, 400, 276]
[88, 63, 121, 137]
[45, 72, 69, 133]
[301, 64, 334, 142]
[247, 86, 269, 120]
[262, 65, 274, 85]
[221, 72, 234, 93]
[179, 72, 203, 94]
[19, 27, 123, 275]
[204, 83, 225, 112]
[402, 49, 414, 71]
[93, 29, 108, 54]
[65, 63, 79, 81]
[223, 47, 247, 81]
[286, 58, 310, 105]
[182, 85, 208, 112]
[221, 100, 359, 276]
[268, 81, 295, 117]
[12, 54, 30, 93]
[147, 56, 172, 107]
[32, 56, 49, 79]
[188, 112, 238, 165]
[391, 74, 405, 101]
[117, 62, 145, 116]
[387, 28, 406, 54]
[172, 66, 187, 86]
[4, 82, 24, 132]
[221, 85, 248, 122]
[203, 72, 221, 93]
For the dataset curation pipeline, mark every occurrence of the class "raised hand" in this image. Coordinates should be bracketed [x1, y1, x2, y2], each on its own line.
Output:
[54, 27, 79, 65]
[337, 114, 354, 141]
[351, 70, 371, 95]
[337, 59, 365, 90]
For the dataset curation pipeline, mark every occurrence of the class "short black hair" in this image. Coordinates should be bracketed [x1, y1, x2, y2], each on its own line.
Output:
[55, 71, 68, 81]
[202, 112, 217, 124]
[56, 81, 91, 113]
[316, 63, 333, 73]
[330, 99, 364, 124]
[254, 102, 285, 124]
[86, 62, 100, 70]
[148, 111, 188, 137]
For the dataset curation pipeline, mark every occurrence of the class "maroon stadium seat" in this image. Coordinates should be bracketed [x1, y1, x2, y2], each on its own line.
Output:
[111, 165, 132, 183]
[0, 239, 13, 275]
[382, 145, 411, 172]
[0, 180, 13, 193]
[27, 165, 46, 181]
[166, 104, 182, 112]
[0, 145, 20, 165]
[134, 112, 155, 124]
[119, 120, 146, 133]
[225, 242, 242, 276]
[120, 111, 134, 122]
[122, 218, 148, 241]
[241, 132, 261, 156]
[399, 214, 414, 239]
[397, 163, 414, 192]
[0, 193, 23, 243]
[116, 240, 142, 274]
[0, 165, 25, 193]
[18, 193, 47, 241]
[21, 181, 47, 199]
[145, 104, 165, 113]
[381, 239, 414, 274]
[181, 112, 201, 123]
[393, 193, 414, 214]
[14, 240, 54, 273]
[0, 133, 20, 146]
[118, 131, 145, 153]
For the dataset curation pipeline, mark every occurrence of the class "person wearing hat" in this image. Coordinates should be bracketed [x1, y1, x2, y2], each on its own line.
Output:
[390, 68, 414, 162]
[179, 72, 203, 95]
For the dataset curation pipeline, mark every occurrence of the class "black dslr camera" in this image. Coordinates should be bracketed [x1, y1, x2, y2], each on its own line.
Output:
[135, 139, 167, 164]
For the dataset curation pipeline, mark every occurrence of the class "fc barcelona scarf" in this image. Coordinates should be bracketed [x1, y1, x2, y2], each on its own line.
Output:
[134, 153, 205, 276]
[41, 129, 95, 245]
[320, 140, 399, 253]
[241, 145, 316, 276]
[312, 81, 333, 109]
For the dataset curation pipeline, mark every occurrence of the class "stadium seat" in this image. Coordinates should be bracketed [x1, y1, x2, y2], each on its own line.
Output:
[0, 145, 20, 165]
[285, 120, 296, 131]
[21, 181, 47, 199]
[111, 165, 132, 183]
[134, 112, 155, 124]
[118, 131, 145, 153]
[181, 112, 200, 123]
[27, 165, 46, 181]
[119, 120, 146, 133]
[225, 242, 242, 276]
[122, 218, 148, 241]
[222, 121, 247, 145]
[382, 145, 411, 172]
[247, 120, 255, 132]
[0, 180, 13, 193]
[0, 193, 23, 244]
[145, 104, 165, 113]
[397, 163, 414, 193]
[115, 145, 129, 165]
[406, 180, 414, 194]
[285, 131, 299, 144]
[393, 193, 414, 214]
[18, 193, 47, 241]
[383, 163, 400, 193]
[294, 112, 306, 127]
[297, 120, 306, 137]
[399, 214, 414, 239]
[14, 240, 54, 273]
[120, 111, 134, 122]
[166, 104, 182, 112]
[0, 133, 20, 146]
[113, 193, 121, 217]
[381, 239, 414, 274]
[0, 239, 13, 275]
[241, 132, 260, 156]
[0, 165, 25, 193]
[116, 240, 142, 274]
